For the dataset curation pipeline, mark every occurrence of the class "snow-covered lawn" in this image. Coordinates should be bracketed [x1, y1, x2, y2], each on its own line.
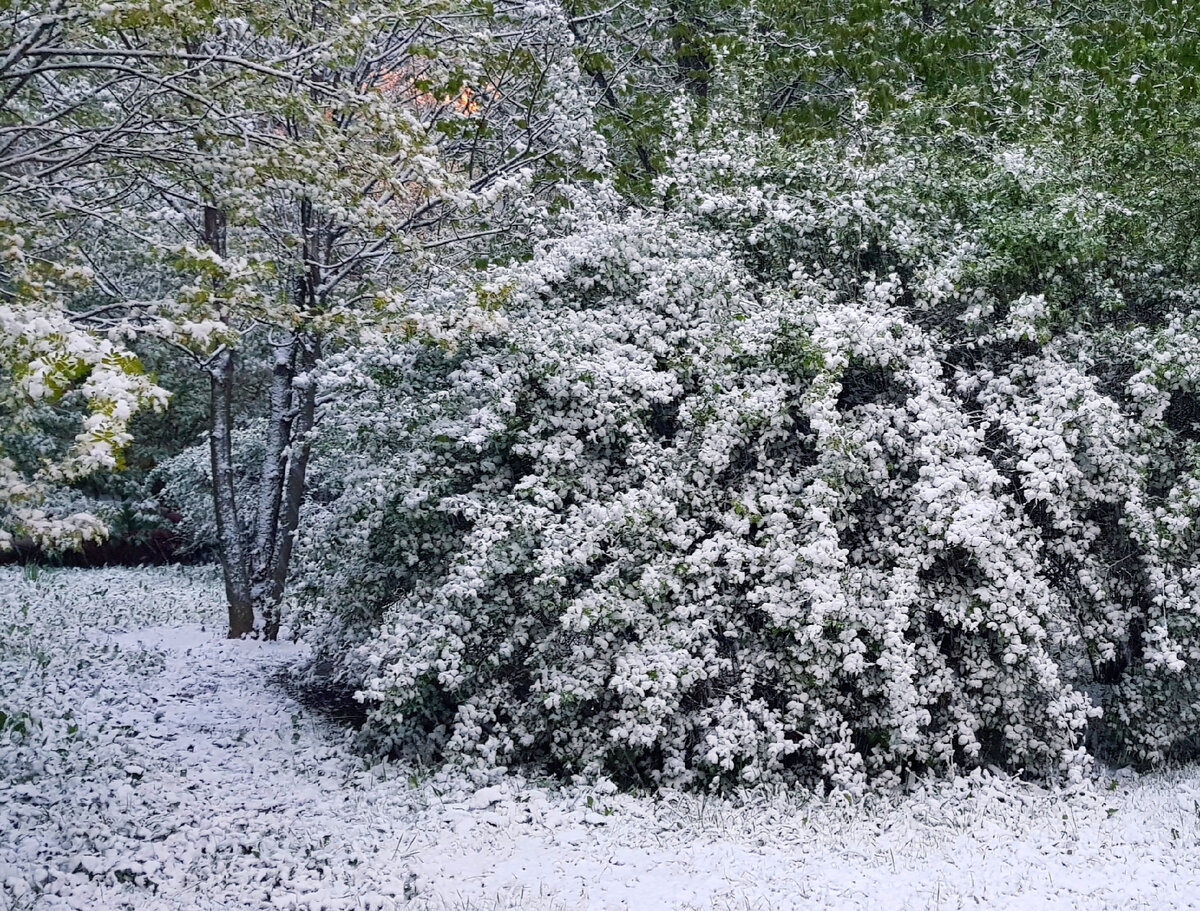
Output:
[3, 567, 1200, 911]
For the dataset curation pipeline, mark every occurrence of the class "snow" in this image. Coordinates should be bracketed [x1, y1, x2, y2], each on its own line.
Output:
[5, 566, 1200, 910]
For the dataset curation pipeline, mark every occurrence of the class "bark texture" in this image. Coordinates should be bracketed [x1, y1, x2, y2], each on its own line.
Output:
[202, 202, 322, 639]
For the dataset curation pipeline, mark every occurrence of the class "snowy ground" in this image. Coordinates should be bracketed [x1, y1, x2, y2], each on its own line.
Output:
[4, 567, 1200, 910]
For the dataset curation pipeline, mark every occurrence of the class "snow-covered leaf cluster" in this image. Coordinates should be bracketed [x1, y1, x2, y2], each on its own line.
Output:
[292, 124, 1200, 790]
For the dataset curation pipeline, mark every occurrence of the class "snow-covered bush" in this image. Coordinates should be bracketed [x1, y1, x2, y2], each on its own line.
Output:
[151, 427, 267, 558]
[293, 123, 1200, 789]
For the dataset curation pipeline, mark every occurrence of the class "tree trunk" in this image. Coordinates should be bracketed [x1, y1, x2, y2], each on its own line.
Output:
[209, 346, 255, 637]
[250, 337, 296, 610]
[208, 328, 319, 641]
[201, 197, 323, 640]
[262, 333, 320, 641]
[202, 203, 255, 639]
[251, 198, 325, 640]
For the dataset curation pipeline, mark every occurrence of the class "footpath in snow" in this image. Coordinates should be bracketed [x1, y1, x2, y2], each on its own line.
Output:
[3, 565, 1200, 910]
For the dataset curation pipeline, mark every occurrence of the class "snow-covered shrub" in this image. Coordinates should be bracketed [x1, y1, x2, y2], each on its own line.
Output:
[1093, 308, 1200, 763]
[650, 120, 1200, 770]
[293, 123, 1200, 789]
[150, 426, 266, 557]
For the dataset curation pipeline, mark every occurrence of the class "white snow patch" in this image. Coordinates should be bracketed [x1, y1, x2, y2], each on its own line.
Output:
[3, 566, 1200, 910]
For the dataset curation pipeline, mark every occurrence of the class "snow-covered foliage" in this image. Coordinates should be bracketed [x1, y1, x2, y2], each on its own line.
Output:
[0, 565, 354, 909]
[150, 426, 267, 557]
[0, 0, 606, 636]
[0, 262, 168, 549]
[291, 119, 1200, 790]
[0, 566, 224, 770]
[10, 565, 1200, 911]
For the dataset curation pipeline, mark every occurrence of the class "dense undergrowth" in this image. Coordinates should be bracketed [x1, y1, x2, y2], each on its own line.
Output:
[288, 120, 1200, 792]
